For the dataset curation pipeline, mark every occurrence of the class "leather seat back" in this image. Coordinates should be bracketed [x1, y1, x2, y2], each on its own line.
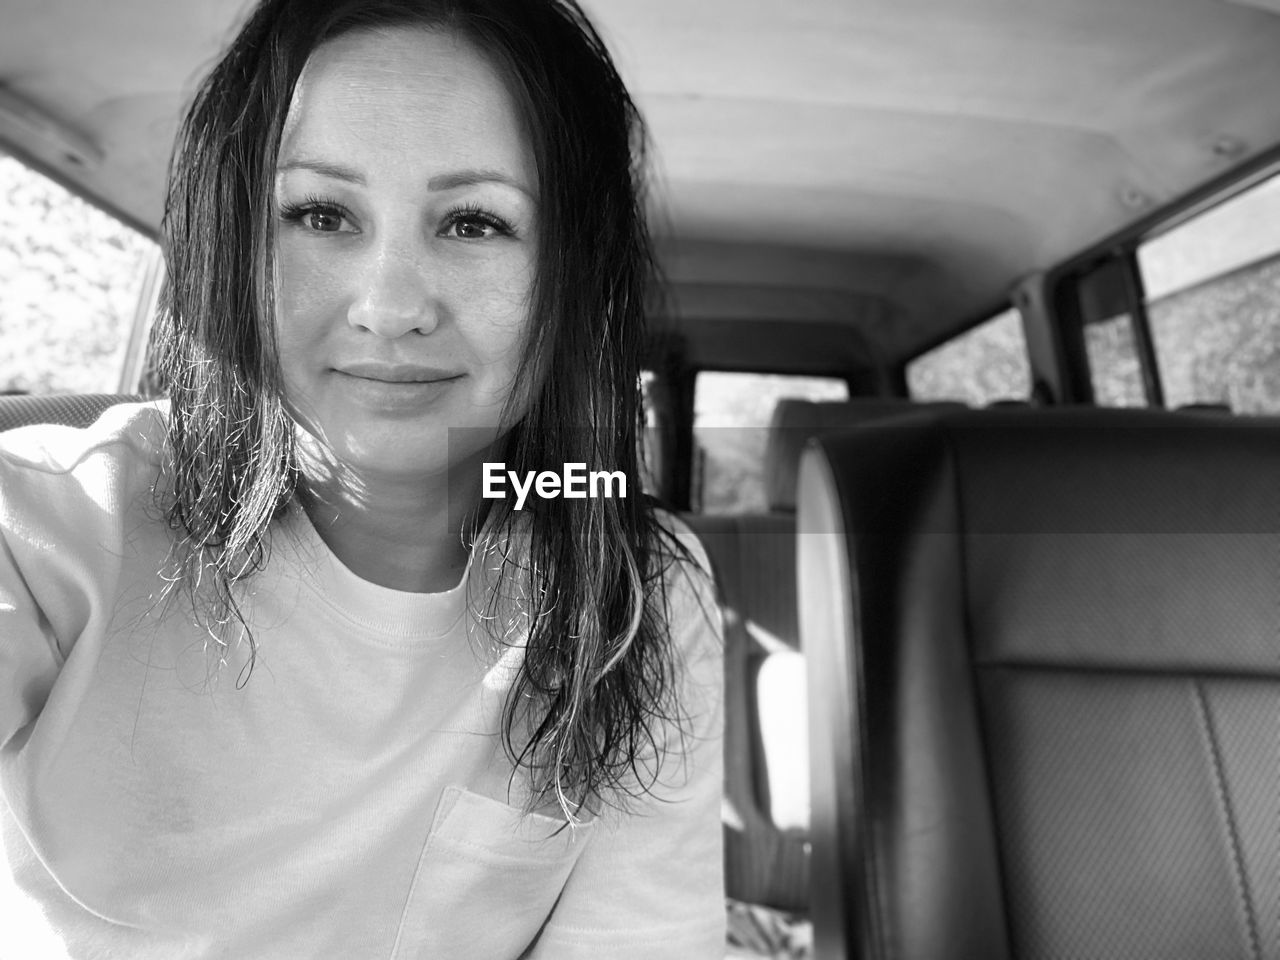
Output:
[797, 407, 1280, 959]
[689, 397, 965, 910]
[690, 396, 968, 911]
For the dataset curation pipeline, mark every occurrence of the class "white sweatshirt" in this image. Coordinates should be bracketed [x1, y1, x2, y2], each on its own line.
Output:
[0, 402, 724, 959]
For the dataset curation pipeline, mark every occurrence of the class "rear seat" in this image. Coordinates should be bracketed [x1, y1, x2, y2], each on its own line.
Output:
[0, 393, 144, 432]
[686, 396, 963, 912]
[797, 406, 1280, 957]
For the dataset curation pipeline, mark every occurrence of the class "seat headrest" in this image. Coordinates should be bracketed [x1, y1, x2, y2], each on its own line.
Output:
[0, 393, 144, 433]
[806, 406, 1280, 670]
[763, 398, 963, 511]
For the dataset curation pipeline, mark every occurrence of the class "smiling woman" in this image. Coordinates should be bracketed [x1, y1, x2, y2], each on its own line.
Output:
[272, 27, 540, 591]
[0, 1, 723, 958]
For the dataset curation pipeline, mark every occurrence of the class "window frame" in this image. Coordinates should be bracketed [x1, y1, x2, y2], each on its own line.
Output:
[1054, 250, 1165, 408]
[1043, 144, 1280, 408]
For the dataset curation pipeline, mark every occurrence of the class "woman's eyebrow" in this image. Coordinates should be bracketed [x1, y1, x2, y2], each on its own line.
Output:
[274, 161, 533, 200]
[427, 170, 534, 200]
[276, 158, 365, 183]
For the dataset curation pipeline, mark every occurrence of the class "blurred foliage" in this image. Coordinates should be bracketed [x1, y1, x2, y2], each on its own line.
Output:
[1079, 255, 1280, 411]
[907, 307, 1030, 405]
[1147, 255, 1280, 413]
[1085, 315, 1146, 407]
[0, 155, 157, 394]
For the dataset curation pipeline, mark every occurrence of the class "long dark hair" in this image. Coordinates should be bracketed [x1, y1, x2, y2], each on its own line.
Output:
[153, 0, 699, 818]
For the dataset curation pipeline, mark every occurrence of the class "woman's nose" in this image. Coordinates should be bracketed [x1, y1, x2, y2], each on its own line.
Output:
[346, 245, 439, 338]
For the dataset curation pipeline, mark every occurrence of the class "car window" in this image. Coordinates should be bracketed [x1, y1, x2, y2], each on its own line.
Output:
[0, 153, 160, 394]
[1080, 270, 1148, 408]
[1137, 172, 1280, 413]
[639, 369, 662, 495]
[906, 306, 1031, 405]
[693, 371, 848, 514]
[1082, 316, 1147, 407]
[1056, 253, 1150, 408]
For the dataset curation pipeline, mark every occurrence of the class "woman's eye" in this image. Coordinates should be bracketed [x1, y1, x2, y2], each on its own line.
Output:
[305, 209, 345, 232]
[444, 210, 513, 241]
[452, 218, 492, 239]
[279, 200, 352, 233]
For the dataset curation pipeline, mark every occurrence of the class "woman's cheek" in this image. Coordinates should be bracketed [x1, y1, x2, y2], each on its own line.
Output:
[275, 241, 348, 338]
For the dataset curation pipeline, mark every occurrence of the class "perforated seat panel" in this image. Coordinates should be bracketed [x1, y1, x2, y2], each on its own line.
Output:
[0, 394, 143, 432]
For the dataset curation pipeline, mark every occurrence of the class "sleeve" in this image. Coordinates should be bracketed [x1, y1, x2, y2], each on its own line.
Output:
[0, 464, 66, 749]
[527, 528, 726, 959]
[0, 413, 153, 749]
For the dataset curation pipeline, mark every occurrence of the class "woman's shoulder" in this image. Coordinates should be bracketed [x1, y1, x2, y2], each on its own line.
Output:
[0, 399, 169, 520]
[649, 506, 714, 581]
[647, 506, 722, 660]
[0, 401, 173, 664]
[0, 399, 167, 469]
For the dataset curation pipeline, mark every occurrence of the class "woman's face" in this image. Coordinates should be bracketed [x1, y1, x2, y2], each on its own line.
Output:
[273, 27, 538, 484]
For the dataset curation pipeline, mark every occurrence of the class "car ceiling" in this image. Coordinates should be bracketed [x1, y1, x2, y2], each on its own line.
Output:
[3, 0, 1280, 367]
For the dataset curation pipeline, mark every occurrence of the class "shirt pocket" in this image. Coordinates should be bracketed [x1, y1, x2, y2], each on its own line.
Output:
[390, 784, 597, 960]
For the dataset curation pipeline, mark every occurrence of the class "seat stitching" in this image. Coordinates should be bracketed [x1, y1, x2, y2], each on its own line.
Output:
[1192, 679, 1262, 960]
[949, 423, 1016, 957]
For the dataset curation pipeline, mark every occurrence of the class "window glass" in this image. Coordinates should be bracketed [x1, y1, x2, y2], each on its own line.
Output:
[639, 370, 661, 496]
[1138, 173, 1280, 413]
[693, 371, 848, 514]
[1069, 256, 1148, 407]
[0, 154, 159, 394]
[1084, 313, 1146, 407]
[906, 307, 1030, 405]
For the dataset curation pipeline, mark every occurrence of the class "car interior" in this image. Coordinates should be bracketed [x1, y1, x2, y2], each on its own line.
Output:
[3, 0, 1280, 957]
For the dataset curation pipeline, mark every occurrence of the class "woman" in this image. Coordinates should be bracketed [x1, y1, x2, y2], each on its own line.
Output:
[0, 0, 723, 956]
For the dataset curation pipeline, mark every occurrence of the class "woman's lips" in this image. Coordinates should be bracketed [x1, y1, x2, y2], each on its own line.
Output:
[333, 366, 465, 410]
[335, 362, 464, 383]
